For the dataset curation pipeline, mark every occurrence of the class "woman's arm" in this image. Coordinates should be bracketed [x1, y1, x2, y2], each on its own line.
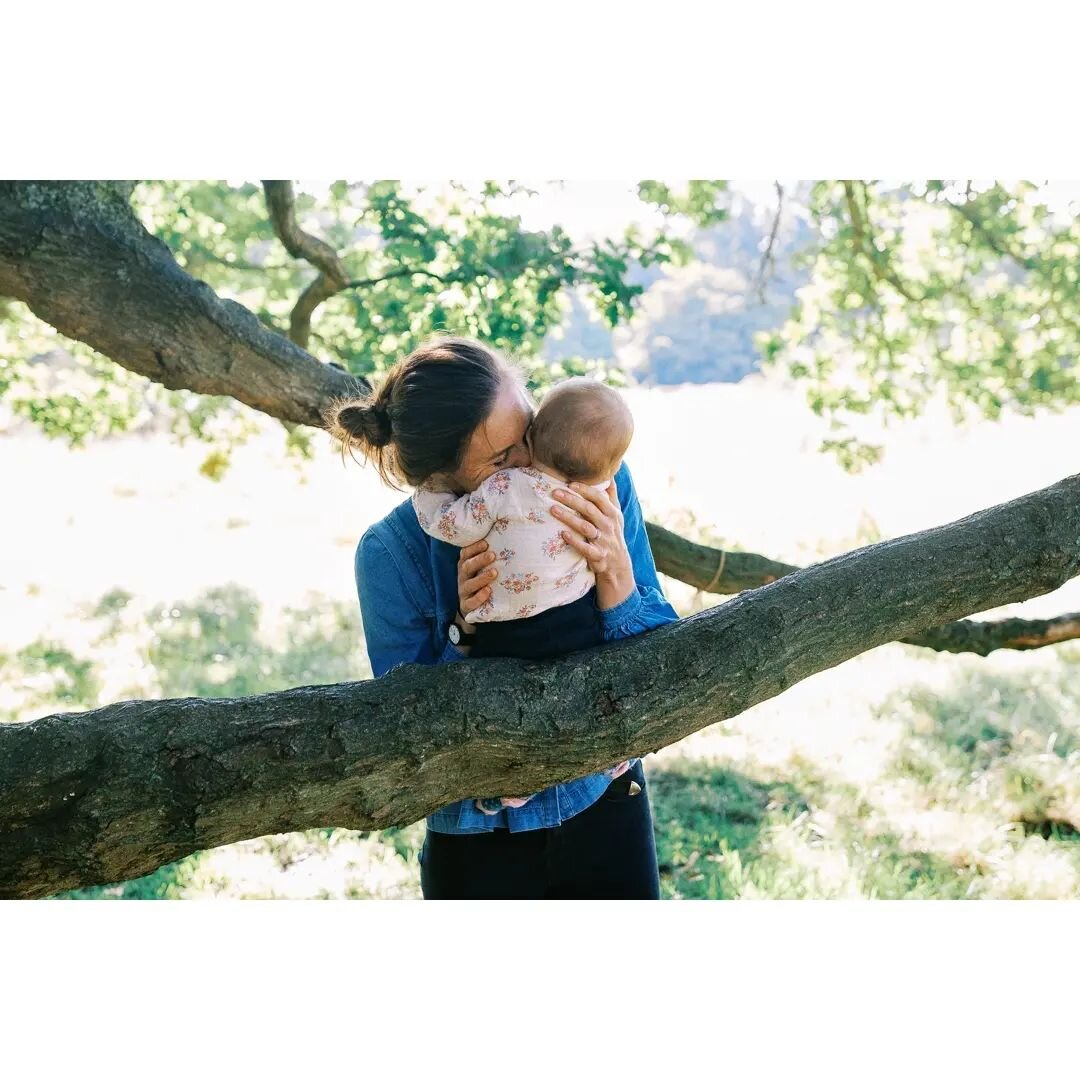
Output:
[355, 529, 467, 678]
[548, 460, 679, 642]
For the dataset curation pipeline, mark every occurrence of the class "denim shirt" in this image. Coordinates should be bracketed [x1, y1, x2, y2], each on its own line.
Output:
[354, 459, 680, 834]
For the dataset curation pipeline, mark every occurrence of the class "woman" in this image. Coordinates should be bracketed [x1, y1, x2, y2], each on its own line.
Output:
[328, 335, 680, 899]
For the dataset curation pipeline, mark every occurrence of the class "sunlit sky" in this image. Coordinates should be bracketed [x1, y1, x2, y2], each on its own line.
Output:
[292, 179, 1080, 243]
[292, 179, 790, 243]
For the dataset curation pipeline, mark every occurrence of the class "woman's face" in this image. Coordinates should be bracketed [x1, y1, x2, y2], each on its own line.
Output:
[437, 377, 535, 496]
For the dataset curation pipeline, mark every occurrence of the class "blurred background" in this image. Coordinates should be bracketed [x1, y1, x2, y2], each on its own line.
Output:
[2, 179, 1078, 899]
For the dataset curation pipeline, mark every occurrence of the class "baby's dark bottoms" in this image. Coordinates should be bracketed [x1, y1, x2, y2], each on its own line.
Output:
[469, 585, 602, 659]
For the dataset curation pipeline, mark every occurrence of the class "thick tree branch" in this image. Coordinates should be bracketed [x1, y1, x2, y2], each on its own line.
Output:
[645, 522, 799, 592]
[645, 522, 1080, 654]
[0, 181, 369, 426]
[2, 471, 1077, 899]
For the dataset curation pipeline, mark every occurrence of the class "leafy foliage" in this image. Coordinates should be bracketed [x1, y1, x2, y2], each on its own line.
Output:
[3, 178, 1078, 473]
[1, 179, 701, 468]
[758, 180, 1080, 468]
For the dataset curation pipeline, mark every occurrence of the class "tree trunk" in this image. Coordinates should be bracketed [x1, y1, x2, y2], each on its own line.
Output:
[2, 471, 1077, 899]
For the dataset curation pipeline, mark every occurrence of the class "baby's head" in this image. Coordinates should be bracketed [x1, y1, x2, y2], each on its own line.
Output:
[526, 377, 634, 485]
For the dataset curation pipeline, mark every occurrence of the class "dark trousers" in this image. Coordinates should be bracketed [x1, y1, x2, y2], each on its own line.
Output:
[422, 588, 661, 900]
[420, 759, 660, 899]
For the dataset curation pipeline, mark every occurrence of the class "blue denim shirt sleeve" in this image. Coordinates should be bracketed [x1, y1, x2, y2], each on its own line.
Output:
[355, 529, 466, 679]
[597, 461, 681, 642]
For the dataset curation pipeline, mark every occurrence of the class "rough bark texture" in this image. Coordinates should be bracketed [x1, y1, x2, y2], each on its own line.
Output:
[0, 181, 367, 426]
[3, 472, 1078, 899]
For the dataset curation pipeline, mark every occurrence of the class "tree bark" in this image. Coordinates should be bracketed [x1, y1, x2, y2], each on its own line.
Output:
[2, 471, 1077, 899]
[261, 180, 351, 351]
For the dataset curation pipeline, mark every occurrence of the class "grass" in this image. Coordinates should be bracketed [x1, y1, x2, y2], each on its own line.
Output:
[648, 640, 1080, 900]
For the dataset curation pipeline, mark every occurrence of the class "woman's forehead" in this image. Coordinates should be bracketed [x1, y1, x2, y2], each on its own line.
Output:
[470, 382, 533, 456]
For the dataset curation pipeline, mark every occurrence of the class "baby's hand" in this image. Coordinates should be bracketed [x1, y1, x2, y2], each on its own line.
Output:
[458, 539, 498, 621]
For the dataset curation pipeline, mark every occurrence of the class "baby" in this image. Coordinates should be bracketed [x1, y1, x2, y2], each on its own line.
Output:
[412, 375, 636, 814]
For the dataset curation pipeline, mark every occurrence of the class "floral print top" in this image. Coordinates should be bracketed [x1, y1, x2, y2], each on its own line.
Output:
[411, 466, 608, 624]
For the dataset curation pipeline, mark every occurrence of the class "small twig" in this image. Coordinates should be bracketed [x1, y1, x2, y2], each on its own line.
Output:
[842, 180, 922, 303]
[755, 181, 784, 304]
[345, 267, 455, 289]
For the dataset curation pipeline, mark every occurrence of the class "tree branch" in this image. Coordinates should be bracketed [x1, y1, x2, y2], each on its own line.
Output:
[842, 180, 923, 303]
[0, 181, 369, 425]
[901, 611, 1080, 655]
[645, 522, 799, 592]
[346, 267, 454, 289]
[646, 521, 1080, 654]
[262, 180, 353, 351]
[755, 181, 784, 303]
[3, 470, 1077, 899]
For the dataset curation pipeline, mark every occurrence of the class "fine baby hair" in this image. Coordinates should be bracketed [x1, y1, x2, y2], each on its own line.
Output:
[528, 376, 634, 485]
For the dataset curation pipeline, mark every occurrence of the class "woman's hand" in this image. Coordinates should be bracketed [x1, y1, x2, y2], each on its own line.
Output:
[456, 539, 498, 635]
[550, 480, 635, 611]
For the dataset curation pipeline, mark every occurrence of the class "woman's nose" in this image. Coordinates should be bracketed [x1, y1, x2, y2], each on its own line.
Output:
[508, 445, 532, 468]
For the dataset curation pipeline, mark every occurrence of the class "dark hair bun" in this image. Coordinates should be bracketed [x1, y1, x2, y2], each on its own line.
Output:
[339, 401, 393, 448]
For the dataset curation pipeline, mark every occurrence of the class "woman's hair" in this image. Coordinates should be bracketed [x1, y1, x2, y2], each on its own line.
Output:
[324, 334, 524, 491]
